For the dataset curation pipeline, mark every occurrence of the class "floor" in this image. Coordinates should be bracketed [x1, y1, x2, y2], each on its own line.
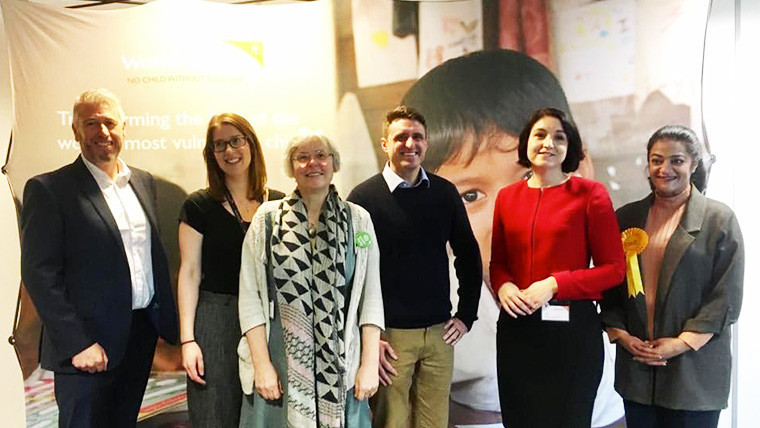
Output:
[137, 399, 628, 428]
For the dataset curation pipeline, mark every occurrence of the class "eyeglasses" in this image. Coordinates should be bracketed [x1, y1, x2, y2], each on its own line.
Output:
[212, 135, 248, 152]
[293, 151, 332, 166]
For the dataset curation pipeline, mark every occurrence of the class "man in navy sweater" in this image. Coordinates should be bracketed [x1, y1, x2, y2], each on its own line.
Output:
[347, 106, 482, 427]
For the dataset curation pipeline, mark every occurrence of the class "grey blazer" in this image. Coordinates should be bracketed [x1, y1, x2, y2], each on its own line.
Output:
[601, 185, 743, 411]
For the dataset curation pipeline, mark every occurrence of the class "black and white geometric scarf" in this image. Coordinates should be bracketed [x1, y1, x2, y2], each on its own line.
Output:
[270, 185, 349, 428]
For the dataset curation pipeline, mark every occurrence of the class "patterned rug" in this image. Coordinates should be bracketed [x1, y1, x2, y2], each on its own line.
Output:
[24, 369, 187, 427]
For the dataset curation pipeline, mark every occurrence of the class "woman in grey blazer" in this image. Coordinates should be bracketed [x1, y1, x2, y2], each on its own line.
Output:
[601, 125, 743, 428]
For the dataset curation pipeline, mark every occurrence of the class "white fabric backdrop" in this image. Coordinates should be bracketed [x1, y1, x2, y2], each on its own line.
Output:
[2, 0, 337, 197]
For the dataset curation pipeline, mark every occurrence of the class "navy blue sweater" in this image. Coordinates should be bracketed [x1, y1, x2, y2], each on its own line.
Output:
[347, 172, 482, 329]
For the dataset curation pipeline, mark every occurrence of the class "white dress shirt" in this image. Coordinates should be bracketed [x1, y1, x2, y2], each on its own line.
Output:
[381, 163, 430, 192]
[82, 155, 154, 309]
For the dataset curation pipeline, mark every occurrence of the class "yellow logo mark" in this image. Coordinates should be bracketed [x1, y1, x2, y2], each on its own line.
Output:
[225, 40, 264, 66]
[371, 31, 389, 48]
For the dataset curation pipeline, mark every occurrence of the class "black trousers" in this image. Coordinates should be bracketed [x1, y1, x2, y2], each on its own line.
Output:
[54, 309, 158, 428]
[624, 400, 721, 428]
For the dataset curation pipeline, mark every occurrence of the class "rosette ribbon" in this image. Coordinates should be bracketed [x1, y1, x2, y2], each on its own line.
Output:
[621, 228, 648, 298]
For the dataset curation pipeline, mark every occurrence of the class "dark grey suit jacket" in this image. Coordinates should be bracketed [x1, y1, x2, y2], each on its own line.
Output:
[601, 185, 743, 410]
[20, 156, 178, 373]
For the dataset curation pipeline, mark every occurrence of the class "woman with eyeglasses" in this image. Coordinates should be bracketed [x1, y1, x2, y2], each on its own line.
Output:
[177, 113, 285, 427]
[238, 130, 384, 427]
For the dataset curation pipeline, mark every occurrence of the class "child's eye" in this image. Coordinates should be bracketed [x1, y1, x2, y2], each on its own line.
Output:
[460, 189, 485, 204]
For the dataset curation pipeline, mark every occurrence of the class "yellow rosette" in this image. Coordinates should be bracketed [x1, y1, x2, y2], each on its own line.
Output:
[621, 228, 648, 298]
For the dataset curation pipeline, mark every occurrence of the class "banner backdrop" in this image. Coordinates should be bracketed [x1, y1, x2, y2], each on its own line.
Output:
[2, 0, 337, 386]
[3, 0, 337, 197]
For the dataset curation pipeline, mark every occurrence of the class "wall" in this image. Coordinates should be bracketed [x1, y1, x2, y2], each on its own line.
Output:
[734, 1, 760, 425]
[0, 5, 27, 426]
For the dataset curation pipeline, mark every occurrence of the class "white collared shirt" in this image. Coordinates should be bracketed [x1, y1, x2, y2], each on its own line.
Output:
[381, 163, 430, 192]
[82, 155, 154, 309]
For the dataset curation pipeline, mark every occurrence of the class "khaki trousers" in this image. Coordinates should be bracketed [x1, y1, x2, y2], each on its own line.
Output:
[370, 323, 454, 428]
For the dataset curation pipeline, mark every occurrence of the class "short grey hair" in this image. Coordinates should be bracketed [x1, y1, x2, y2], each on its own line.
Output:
[283, 129, 341, 177]
[73, 88, 126, 125]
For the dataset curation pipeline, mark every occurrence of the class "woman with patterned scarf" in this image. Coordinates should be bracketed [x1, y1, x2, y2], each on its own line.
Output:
[238, 130, 385, 427]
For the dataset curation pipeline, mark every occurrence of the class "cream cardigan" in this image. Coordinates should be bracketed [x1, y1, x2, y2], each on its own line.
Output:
[237, 200, 385, 395]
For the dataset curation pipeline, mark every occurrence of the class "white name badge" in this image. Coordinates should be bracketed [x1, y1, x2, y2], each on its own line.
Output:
[541, 303, 570, 322]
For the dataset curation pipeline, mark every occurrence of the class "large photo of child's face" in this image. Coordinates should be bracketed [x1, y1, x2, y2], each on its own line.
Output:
[400, 50, 576, 416]
[401, 48, 693, 424]
[336, 1, 706, 424]
[403, 49, 575, 290]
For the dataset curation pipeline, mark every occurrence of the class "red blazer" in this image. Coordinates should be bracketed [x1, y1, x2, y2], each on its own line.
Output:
[490, 176, 625, 300]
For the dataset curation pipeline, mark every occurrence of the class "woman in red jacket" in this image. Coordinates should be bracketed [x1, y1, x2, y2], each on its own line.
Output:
[490, 108, 625, 427]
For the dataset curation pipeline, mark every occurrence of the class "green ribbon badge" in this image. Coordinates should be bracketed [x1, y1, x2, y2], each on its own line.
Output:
[355, 231, 371, 248]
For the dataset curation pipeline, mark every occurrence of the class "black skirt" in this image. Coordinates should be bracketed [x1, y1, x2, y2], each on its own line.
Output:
[186, 290, 243, 428]
[496, 300, 603, 428]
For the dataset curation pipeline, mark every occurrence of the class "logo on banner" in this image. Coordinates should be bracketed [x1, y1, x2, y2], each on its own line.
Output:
[224, 40, 264, 66]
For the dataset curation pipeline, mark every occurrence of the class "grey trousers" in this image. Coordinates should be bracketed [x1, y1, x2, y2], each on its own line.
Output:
[187, 290, 243, 428]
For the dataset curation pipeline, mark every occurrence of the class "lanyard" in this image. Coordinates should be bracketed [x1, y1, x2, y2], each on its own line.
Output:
[223, 187, 250, 235]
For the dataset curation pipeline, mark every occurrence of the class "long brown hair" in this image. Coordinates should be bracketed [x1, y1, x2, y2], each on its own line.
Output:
[203, 113, 267, 202]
